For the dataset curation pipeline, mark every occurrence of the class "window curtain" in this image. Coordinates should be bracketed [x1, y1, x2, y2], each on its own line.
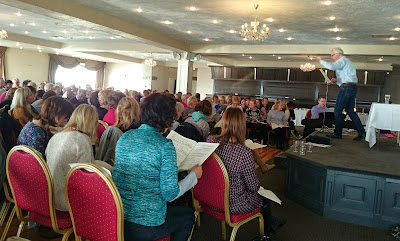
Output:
[48, 54, 106, 88]
[0, 47, 7, 80]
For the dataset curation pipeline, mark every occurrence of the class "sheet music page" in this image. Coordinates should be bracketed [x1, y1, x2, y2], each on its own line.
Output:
[178, 142, 219, 172]
[258, 186, 282, 205]
[271, 123, 286, 130]
[245, 139, 267, 150]
[319, 69, 331, 84]
[166, 130, 197, 168]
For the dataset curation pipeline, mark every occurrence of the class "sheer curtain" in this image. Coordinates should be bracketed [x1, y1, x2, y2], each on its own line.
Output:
[48, 54, 106, 88]
[0, 47, 7, 80]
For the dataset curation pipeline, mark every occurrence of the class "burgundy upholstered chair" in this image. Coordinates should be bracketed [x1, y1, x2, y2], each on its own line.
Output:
[192, 153, 264, 241]
[0, 181, 16, 241]
[6, 145, 73, 241]
[65, 163, 170, 241]
[97, 120, 109, 141]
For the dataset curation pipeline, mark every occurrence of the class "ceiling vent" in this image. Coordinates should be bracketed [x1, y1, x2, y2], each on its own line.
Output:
[371, 34, 392, 38]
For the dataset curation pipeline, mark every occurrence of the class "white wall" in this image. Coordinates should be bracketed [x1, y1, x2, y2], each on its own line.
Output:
[104, 62, 152, 92]
[5, 48, 49, 83]
[151, 66, 177, 92]
[196, 67, 213, 98]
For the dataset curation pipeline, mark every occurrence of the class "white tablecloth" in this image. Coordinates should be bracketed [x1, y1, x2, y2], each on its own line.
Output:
[365, 103, 400, 147]
[294, 108, 309, 126]
[345, 113, 369, 125]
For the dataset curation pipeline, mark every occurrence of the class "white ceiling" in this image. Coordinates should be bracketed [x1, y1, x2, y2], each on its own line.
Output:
[0, 0, 399, 68]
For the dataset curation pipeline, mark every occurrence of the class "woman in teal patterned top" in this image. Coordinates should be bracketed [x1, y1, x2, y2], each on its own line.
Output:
[113, 93, 202, 241]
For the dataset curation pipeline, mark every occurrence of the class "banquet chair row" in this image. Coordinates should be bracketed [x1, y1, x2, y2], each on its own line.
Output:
[3, 145, 170, 241]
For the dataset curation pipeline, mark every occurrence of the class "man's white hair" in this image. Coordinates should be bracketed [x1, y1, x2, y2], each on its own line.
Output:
[44, 83, 54, 92]
[332, 47, 344, 55]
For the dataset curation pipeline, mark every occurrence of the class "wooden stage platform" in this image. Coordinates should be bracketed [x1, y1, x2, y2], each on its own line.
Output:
[285, 131, 400, 230]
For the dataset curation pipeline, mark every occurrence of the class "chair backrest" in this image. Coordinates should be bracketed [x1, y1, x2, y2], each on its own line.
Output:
[66, 163, 124, 241]
[175, 122, 203, 142]
[97, 120, 109, 141]
[193, 153, 231, 221]
[6, 145, 60, 228]
[305, 109, 312, 119]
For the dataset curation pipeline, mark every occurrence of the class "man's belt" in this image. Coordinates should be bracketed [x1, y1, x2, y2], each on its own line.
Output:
[341, 82, 357, 87]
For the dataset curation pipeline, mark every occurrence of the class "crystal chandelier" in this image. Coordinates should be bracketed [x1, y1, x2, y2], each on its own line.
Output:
[0, 29, 8, 39]
[240, 4, 269, 41]
[145, 58, 157, 67]
[300, 56, 316, 72]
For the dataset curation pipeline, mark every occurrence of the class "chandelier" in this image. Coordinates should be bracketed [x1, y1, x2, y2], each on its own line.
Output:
[0, 29, 7, 39]
[300, 56, 316, 72]
[240, 4, 269, 41]
[145, 58, 157, 67]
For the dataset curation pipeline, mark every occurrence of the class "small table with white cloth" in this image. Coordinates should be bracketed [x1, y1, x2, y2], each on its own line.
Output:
[365, 103, 400, 148]
[294, 108, 309, 126]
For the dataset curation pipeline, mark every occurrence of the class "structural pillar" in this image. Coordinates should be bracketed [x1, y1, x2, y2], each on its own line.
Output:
[176, 59, 193, 94]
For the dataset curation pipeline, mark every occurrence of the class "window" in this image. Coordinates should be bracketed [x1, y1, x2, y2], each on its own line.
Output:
[55, 65, 96, 89]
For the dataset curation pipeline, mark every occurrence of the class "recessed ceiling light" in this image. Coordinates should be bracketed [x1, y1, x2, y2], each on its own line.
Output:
[16, 12, 21, 17]
[272, 54, 275, 56]
[19, 47, 23, 49]
[287, 37, 293, 40]
[9, 23, 15, 27]
[323, 1, 332, 5]
[378, 58, 383, 61]
[336, 36, 341, 40]
[242, 54, 245, 56]
[155, 56, 159, 59]
[249, 56, 253, 59]
[110, 37, 115, 39]
[16, 42, 19, 46]
[329, 16, 336, 20]
[267, 18, 274, 22]
[29, 22, 36, 26]
[115, 36, 121, 38]
[278, 56, 282, 59]
[203, 38, 210, 41]
[228, 29, 236, 33]
[24, 31, 29, 34]
[56, 51, 59, 55]
[38, 49, 42, 52]
[84, 30, 89, 34]
[395, 27, 400, 31]
[186, 30, 192, 34]
[163, 20, 173, 25]
[389, 37, 396, 40]
[332, 27, 340, 32]
[278, 28, 285, 32]
[166, 58, 169, 61]
[42, 30, 47, 34]
[243, 38, 248, 41]
[188, 6, 197, 11]
[136, 8, 143, 13]
[212, 20, 219, 24]
[62, 30, 67, 34]
[89, 36, 93, 39]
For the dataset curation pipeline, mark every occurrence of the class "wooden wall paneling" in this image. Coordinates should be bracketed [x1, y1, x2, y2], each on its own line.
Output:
[211, 67, 224, 79]
[225, 67, 232, 79]
[357, 71, 365, 85]
[276, 69, 288, 80]
[231, 67, 254, 79]
[214, 79, 261, 96]
[263, 81, 317, 100]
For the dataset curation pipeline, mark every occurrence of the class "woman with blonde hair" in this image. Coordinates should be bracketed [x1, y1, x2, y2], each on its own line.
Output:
[46, 104, 112, 211]
[9, 87, 36, 126]
[207, 107, 274, 234]
[0, 87, 17, 108]
[97, 89, 114, 120]
[114, 97, 140, 132]
[267, 100, 289, 149]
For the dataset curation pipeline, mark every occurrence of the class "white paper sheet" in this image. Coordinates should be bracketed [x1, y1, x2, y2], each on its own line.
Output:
[258, 186, 282, 205]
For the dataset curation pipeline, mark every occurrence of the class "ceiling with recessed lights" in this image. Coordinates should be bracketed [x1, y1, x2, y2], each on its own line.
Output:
[0, 0, 399, 67]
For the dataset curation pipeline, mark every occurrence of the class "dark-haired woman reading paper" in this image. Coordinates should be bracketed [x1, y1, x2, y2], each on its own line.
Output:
[113, 93, 202, 241]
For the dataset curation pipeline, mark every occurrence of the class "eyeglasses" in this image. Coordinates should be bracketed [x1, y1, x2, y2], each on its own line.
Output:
[331, 53, 338, 56]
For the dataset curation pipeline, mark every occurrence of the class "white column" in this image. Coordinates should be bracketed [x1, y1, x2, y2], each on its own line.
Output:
[176, 59, 193, 94]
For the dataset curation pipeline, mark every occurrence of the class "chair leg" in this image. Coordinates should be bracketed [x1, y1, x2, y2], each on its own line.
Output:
[221, 221, 226, 240]
[259, 215, 264, 236]
[16, 220, 26, 237]
[61, 228, 74, 241]
[0, 202, 10, 226]
[0, 206, 16, 241]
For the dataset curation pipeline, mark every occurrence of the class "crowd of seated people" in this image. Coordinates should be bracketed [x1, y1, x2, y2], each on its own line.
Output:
[0, 79, 293, 240]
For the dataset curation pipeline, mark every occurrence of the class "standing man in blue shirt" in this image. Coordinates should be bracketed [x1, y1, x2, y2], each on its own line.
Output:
[316, 48, 365, 140]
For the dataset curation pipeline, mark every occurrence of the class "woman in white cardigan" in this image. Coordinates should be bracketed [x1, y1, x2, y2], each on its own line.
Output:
[46, 104, 112, 211]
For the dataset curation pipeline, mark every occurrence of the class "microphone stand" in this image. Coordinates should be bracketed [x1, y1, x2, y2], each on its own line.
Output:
[318, 80, 331, 134]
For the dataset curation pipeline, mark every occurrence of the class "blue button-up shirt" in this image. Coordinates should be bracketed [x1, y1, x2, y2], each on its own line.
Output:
[311, 105, 327, 119]
[320, 56, 358, 87]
